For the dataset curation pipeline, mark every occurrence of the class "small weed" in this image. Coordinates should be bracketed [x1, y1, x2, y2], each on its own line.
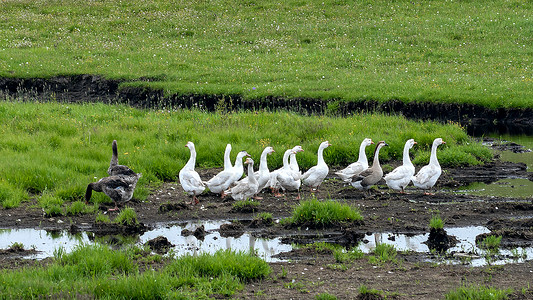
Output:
[358, 285, 385, 298]
[232, 199, 260, 212]
[479, 235, 502, 250]
[369, 244, 397, 264]
[445, 284, 512, 300]
[114, 207, 139, 226]
[95, 212, 111, 224]
[316, 292, 337, 300]
[9, 242, 24, 251]
[429, 214, 444, 230]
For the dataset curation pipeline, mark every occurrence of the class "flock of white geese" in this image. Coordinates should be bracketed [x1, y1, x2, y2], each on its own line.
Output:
[85, 138, 446, 209]
[179, 137, 446, 205]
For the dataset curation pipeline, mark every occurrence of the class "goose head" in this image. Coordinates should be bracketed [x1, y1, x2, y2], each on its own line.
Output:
[363, 138, 374, 146]
[237, 151, 251, 159]
[406, 139, 417, 149]
[264, 146, 275, 155]
[185, 141, 195, 150]
[291, 145, 304, 153]
[433, 138, 445, 146]
[320, 141, 332, 149]
[244, 157, 254, 165]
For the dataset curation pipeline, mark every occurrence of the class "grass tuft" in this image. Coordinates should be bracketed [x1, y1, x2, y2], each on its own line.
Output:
[429, 214, 444, 230]
[283, 198, 363, 228]
[445, 284, 512, 300]
[114, 207, 139, 226]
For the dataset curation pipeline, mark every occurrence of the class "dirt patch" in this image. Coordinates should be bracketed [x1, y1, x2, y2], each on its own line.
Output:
[2, 75, 533, 135]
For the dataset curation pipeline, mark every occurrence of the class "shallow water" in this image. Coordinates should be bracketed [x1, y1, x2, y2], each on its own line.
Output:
[452, 134, 533, 199]
[361, 226, 533, 267]
[1, 222, 532, 267]
[0, 221, 292, 262]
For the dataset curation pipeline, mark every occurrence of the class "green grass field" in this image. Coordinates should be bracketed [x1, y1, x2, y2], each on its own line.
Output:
[1, 0, 531, 108]
[0, 100, 490, 209]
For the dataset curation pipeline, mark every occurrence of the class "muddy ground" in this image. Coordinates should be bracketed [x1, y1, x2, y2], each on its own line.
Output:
[0, 158, 532, 299]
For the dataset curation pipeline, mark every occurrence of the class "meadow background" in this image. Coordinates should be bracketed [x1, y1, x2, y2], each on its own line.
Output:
[0, 0, 531, 108]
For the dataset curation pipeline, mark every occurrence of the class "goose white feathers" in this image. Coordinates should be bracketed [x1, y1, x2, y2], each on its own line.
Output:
[239, 146, 275, 197]
[223, 144, 232, 171]
[269, 145, 303, 196]
[302, 141, 331, 191]
[224, 158, 258, 201]
[384, 139, 417, 193]
[335, 138, 373, 182]
[205, 150, 250, 195]
[276, 148, 302, 199]
[179, 141, 205, 204]
[412, 138, 445, 194]
[351, 141, 388, 192]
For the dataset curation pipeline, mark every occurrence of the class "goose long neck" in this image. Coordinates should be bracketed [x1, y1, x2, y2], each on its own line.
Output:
[110, 141, 118, 167]
[357, 143, 368, 164]
[317, 146, 326, 166]
[373, 145, 383, 168]
[234, 154, 245, 170]
[429, 143, 440, 166]
[402, 144, 413, 166]
[283, 151, 291, 168]
[247, 162, 257, 183]
[224, 145, 232, 170]
[185, 147, 196, 169]
[259, 150, 269, 171]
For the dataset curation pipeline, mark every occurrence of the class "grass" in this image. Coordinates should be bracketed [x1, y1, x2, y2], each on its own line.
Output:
[114, 207, 139, 226]
[0, 0, 531, 109]
[282, 198, 363, 228]
[445, 284, 512, 300]
[232, 199, 260, 212]
[0, 100, 491, 209]
[369, 243, 398, 264]
[0, 244, 271, 299]
[429, 214, 444, 230]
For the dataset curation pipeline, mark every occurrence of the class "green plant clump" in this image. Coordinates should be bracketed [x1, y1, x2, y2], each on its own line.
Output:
[284, 198, 363, 228]
[445, 284, 512, 300]
[114, 207, 139, 226]
[429, 214, 444, 230]
[479, 235, 503, 251]
[369, 244, 398, 264]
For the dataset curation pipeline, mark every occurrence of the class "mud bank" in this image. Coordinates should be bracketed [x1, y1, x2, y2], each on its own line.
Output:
[1, 75, 532, 135]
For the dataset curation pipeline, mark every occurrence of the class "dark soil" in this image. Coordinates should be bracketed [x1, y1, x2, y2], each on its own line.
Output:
[1, 75, 533, 298]
[2, 75, 533, 135]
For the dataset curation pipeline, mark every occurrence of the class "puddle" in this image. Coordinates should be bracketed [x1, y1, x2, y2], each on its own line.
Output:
[0, 221, 291, 262]
[360, 226, 533, 267]
[453, 178, 533, 199]
[1, 223, 531, 267]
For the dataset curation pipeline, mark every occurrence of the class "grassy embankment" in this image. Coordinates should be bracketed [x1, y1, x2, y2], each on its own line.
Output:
[0, 244, 271, 298]
[0, 0, 531, 108]
[0, 100, 491, 210]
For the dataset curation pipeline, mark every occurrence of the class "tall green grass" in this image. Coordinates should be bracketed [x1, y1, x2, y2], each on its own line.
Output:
[0, 0, 531, 108]
[0, 244, 271, 299]
[0, 100, 490, 208]
[445, 285, 512, 300]
[283, 198, 363, 228]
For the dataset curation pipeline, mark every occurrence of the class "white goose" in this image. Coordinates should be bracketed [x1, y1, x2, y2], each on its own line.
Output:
[384, 139, 417, 193]
[302, 141, 331, 191]
[335, 138, 373, 182]
[412, 138, 446, 194]
[269, 145, 303, 197]
[239, 146, 275, 198]
[351, 141, 388, 194]
[179, 141, 205, 204]
[277, 148, 302, 199]
[223, 144, 232, 171]
[224, 158, 258, 201]
[205, 150, 250, 196]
